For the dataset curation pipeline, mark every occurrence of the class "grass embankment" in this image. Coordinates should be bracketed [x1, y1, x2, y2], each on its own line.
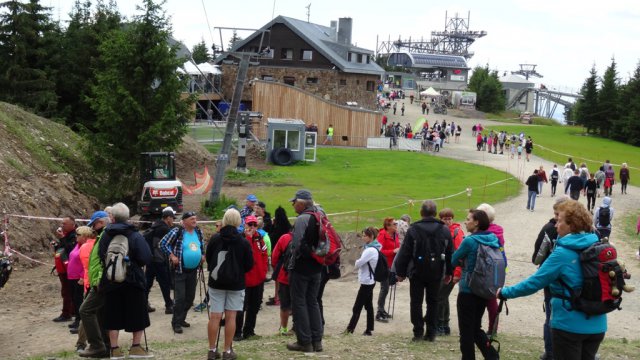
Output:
[486, 110, 559, 126]
[485, 124, 640, 187]
[223, 148, 520, 231]
[32, 332, 640, 360]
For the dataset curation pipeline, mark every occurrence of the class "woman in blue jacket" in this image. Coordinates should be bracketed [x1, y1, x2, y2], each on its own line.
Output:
[498, 200, 606, 360]
[452, 209, 500, 360]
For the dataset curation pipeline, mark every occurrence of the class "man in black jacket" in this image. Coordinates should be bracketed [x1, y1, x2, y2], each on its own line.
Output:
[286, 189, 324, 353]
[52, 216, 77, 322]
[98, 203, 152, 359]
[526, 169, 540, 211]
[564, 169, 584, 200]
[395, 200, 453, 341]
[145, 207, 176, 314]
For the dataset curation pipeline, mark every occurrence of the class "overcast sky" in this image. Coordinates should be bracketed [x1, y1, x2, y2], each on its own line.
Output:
[50, 0, 640, 93]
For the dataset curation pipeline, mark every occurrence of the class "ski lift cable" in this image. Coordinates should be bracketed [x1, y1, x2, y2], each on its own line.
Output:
[200, 0, 216, 51]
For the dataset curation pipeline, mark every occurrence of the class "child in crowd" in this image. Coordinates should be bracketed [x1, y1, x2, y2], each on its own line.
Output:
[345, 227, 380, 336]
[517, 144, 523, 160]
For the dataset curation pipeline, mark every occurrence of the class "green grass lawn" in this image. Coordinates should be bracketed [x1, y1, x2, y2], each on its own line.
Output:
[30, 332, 640, 360]
[225, 148, 520, 231]
[486, 124, 639, 186]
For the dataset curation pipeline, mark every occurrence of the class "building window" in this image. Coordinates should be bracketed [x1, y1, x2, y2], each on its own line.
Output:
[306, 77, 318, 84]
[300, 49, 313, 61]
[281, 48, 293, 60]
[273, 130, 300, 151]
[348, 53, 352, 62]
[366, 55, 370, 64]
[262, 75, 275, 81]
[357, 54, 363, 63]
[339, 79, 347, 86]
[283, 76, 295, 86]
[261, 48, 274, 59]
[366, 80, 375, 91]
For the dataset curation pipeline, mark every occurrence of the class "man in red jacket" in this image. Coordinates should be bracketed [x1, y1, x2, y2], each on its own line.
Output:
[436, 208, 464, 336]
[235, 215, 268, 340]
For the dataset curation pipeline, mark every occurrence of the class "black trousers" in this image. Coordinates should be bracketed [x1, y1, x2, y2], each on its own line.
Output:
[586, 193, 596, 211]
[551, 180, 558, 196]
[409, 277, 440, 337]
[552, 329, 604, 360]
[347, 283, 375, 332]
[68, 279, 84, 322]
[290, 271, 323, 345]
[457, 292, 498, 360]
[172, 270, 197, 327]
[317, 269, 329, 325]
[235, 283, 264, 337]
[146, 261, 173, 309]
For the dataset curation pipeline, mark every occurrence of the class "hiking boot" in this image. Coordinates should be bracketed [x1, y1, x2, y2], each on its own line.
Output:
[164, 306, 173, 315]
[147, 303, 156, 313]
[68, 319, 80, 328]
[207, 349, 221, 360]
[109, 346, 125, 360]
[375, 312, 388, 322]
[180, 321, 191, 328]
[76, 344, 86, 352]
[363, 330, 372, 336]
[286, 342, 313, 352]
[312, 341, 323, 352]
[78, 346, 107, 358]
[411, 335, 424, 342]
[128, 344, 153, 359]
[172, 325, 183, 334]
[69, 327, 79, 334]
[423, 333, 436, 342]
[52, 315, 72, 322]
[436, 326, 445, 336]
[443, 326, 451, 335]
[540, 353, 554, 360]
[221, 349, 237, 360]
[233, 334, 243, 342]
[243, 333, 261, 340]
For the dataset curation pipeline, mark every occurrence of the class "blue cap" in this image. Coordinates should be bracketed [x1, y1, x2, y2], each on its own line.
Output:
[87, 211, 108, 227]
[246, 194, 258, 202]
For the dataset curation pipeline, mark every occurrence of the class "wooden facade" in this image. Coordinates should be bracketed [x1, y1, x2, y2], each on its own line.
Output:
[250, 80, 381, 148]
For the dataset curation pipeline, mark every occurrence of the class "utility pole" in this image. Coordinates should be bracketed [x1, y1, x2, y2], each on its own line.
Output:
[209, 53, 251, 204]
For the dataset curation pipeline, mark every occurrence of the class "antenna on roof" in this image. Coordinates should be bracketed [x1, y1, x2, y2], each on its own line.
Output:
[306, 3, 311, 22]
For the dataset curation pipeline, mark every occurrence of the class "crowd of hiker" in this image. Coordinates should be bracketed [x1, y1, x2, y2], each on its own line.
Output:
[47, 178, 631, 360]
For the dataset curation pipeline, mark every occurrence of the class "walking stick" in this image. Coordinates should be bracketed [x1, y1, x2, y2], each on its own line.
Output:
[489, 299, 508, 353]
[391, 284, 396, 319]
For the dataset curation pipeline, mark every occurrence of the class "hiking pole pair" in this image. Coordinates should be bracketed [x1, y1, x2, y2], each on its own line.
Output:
[386, 283, 397, 319]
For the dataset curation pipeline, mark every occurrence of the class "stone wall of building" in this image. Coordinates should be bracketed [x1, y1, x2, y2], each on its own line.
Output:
[219, 65, 379, 110]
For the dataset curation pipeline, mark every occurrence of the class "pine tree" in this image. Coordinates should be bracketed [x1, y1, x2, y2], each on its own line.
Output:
[191, 39, 210, 63]
[87, 0, 193, 201]
[228, 29, 243, 50]
[618, 62, 640, 145]
[468, 66, 505, 113]
[0, 0, 57, 115]
[575, 66, 599, 133]
[598, 58, 619, 138]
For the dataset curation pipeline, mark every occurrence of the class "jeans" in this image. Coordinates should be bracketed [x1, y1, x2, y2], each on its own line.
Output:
[347, 283, 375, 332]
[457, 292, 498, 360]
[290, 271, 323, 345]
[172, 270, 197, 327]
[409, 278, 440, 337]
[377, 276, 390, 313]
[552, 329, 604, 360]
[436, 278, 455, 327]
[79, 287, 108, 350]
[527, 190, 538, 210]
[538, 181, 545, 195]
[146, 261, 173, 309]
[235, 283, 264, 337]
[58, 272, 74, 318]
[570, 190, 581, 200]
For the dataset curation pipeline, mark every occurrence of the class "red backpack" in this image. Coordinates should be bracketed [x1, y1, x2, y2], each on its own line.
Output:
[305, 210, 343, 266]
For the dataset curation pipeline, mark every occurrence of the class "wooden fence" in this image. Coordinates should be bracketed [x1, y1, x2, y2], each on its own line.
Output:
[250, 80, 381, 147]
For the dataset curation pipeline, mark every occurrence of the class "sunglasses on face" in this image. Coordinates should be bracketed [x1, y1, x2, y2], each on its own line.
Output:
[247, 223, 258, 227]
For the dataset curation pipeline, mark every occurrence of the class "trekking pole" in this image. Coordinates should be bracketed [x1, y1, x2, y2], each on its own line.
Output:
[489, 299, 508, 353]
[143, 328, 149, 352]
[391, 284, 396, 319]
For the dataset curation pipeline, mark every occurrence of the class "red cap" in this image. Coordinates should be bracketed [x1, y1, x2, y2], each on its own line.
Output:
[244, 215, 258, 224]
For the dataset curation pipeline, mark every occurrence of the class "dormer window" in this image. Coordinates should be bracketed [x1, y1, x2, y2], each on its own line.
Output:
[300, 49, 313, 61]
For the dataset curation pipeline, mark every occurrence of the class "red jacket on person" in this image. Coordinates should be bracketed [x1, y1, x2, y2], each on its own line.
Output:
[271, 233, 292, 285]
[449, 223, 465, 279]
[244, 232, 269, 287]
[377, 228, 399, 267]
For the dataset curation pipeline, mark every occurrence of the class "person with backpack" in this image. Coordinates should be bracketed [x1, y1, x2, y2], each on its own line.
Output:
[594, 197, 614, 239]
[604, 165, 615, 196]
[585, 174, 598, 213]
[565, 169, 584, 200]
[376, 217, 399, 322]
[206, 208, 254, 360]
[286, 189, 324, 353]
[451, 209, 501, 360]
[97, 203, 152, 359]
[499, 200, 607, 360]
[436, 208, 464, 336]
[550, 164, 560, 197]
[144, 207, 176, 314]
[345, 226, 382, 336]
[160, 211, 205, 334]
[51, 216, 77, 323]
[271, 232, 293, 335]
[579, 163, 590, 194]
[394, 200, 453, 342]
[235, 215, 269, 341]
[531, 195, 570, 360]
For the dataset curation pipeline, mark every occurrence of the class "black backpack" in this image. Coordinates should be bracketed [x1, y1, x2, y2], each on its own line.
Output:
[598, 207, 611, 227]
[551, 170, 559, 181]
[210, 242, 241, 287]
[367, 248, 389, 282]
[412, 223, 447, 281]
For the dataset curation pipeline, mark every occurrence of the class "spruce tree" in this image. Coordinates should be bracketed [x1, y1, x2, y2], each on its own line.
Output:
[87, 0, 193, 201]
[598, 58, 619, 138]
[575, 66, 599, 133]
[469, 66, 505, 113]
[618, 62, 640, 145]
[191, 39, 210, 63]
